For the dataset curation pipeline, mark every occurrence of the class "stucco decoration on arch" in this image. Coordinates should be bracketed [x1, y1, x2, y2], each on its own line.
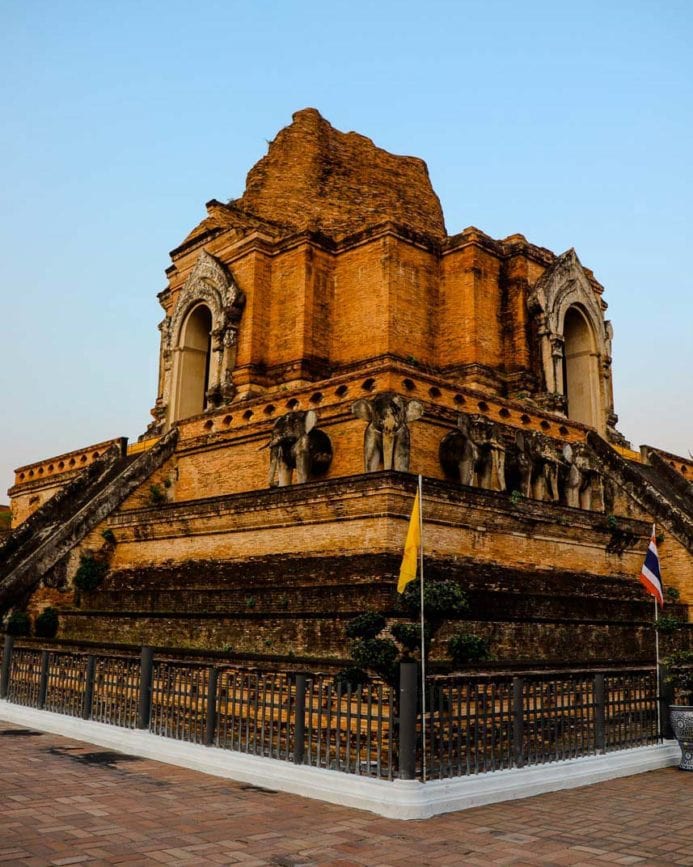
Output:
[147, 250, 245, 433]
[527, 248, 616, 436]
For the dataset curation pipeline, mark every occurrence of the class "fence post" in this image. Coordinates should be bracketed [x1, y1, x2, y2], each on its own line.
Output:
[512, 676, 524, 768]
[82, 655, 96, 720]
[205, 667, 219, 747]
[137, 646, 154, 730]
[0, 634, 14, 699]
[38, 650, 50, 709]
[293, 673, 307, 765]
[398, 661, 418, 781]
[594, 673, 606, 753]
[659, 664, 674, 740]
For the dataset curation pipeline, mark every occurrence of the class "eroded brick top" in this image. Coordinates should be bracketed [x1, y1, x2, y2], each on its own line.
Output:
[234, 108, 446, 240]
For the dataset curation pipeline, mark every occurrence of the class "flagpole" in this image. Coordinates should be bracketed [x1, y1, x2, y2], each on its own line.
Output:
[418, 473, 427, 783]
[653, 524, 661, 739]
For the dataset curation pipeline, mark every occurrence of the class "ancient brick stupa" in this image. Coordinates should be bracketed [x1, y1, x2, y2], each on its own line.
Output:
[2, 109, 691, 668]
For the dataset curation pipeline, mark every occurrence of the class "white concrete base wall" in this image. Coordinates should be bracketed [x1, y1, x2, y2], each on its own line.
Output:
[0, 700, 681, 820]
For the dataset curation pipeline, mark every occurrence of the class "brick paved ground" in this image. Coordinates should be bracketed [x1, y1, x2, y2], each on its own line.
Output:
[0, 721, 691, 866]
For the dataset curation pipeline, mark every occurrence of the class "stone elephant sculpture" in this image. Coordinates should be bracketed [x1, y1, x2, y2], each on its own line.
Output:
[351, 392, 424, 472]
[528, 432, 561, 502]
[471, 416, 507, 492]
[439, 414, 479, 486]
[440, 414, 507, 492]
[265, 410, 332, 487]
[562, 442, 602, 510]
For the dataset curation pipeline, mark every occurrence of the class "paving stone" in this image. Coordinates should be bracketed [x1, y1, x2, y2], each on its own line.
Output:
[1, 721, 691, 866]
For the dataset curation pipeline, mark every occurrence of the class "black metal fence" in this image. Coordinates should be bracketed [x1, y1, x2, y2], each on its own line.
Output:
[421, 669, 660, 780]
[0, 636, 677, 782]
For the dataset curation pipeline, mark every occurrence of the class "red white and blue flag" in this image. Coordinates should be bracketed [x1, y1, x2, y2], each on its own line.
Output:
[639, 524, 664, 608]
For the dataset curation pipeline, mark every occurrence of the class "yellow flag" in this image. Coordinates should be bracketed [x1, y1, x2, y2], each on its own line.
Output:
[397, 490, 421, 593]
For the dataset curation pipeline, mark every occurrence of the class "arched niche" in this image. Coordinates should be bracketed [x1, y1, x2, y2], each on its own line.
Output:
[146, 250, 245, 434]
[562, 305, 601, 428]
[172, 304, 213, 421]
[527, 248, 614, 435]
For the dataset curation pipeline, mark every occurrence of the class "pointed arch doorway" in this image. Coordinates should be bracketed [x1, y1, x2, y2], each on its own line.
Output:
[172, 304, 213, 422]
[563, 305, 601, 429]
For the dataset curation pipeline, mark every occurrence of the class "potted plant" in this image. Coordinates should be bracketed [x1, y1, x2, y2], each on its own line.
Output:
[663, 650, 693, 771]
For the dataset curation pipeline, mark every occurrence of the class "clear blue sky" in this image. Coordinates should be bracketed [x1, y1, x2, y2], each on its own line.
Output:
[2, 0, 692, 498]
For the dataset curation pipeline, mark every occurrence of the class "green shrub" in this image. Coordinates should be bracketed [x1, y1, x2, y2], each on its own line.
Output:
[663, 650, 693, 704]
[447, 632, 492, 666]
[390, 621, 422, 654]
[656, 614, 681, 634]
[74, 555, 108, 592]
[400, 579, 468, 620]
[351, 637, 399, 681]
[35, 607, 59, 639]
[6, 611, 30, 636]
[149, 484, 167, 506]
[334, 666, 370, 690]
[665, 586, 680, 603]
[345, 612, 386, 640]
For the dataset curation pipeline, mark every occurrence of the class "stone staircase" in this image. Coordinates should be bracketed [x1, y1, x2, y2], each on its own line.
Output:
[0, 429, 178, 613]
[587, 432, 693, 551]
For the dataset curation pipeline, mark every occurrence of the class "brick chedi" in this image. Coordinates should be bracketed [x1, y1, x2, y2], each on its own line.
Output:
[239, 107, 446, 240]
[2, 109, 691, 671]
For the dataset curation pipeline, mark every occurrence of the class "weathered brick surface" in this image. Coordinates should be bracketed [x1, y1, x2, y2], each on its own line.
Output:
[238, 107, 446, 240]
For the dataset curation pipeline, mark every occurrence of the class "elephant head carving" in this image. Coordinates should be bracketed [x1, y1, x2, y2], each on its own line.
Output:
[351, 392, 424, 472]
[265, 410, 332, 487]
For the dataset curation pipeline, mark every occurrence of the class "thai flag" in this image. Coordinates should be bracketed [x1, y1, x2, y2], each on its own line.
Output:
[639, 524, 664, 607]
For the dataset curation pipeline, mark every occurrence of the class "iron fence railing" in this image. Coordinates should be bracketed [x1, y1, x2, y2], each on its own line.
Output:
[304, 674, 396, 778]
[421, 669, 660, 780]
[0, 636, 676, 782]
[91, 655, 142, 728]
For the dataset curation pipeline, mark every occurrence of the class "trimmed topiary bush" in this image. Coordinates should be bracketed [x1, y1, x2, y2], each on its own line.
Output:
[34, 607, 59, 639]
[390, 621, 422, 654]
[74, 555, 108, 592]
[6, 611, 30, 636]
[345, 612, 387, 640]
[400, 579, 468, 621]
[447, 632, 492, 666]
[334, 666, 370, 690]
[351, 637, 399, 684]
